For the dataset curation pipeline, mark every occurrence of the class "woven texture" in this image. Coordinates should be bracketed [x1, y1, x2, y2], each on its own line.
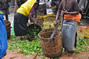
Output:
[38, 29, 62, 58]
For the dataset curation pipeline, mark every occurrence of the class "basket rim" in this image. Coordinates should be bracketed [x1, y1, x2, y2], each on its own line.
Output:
[28, 23, 41, 27]
[38, 28, 60, 40]
[38, 34, 50, 40]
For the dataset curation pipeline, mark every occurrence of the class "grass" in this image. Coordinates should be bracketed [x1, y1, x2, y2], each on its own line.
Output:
[8, 35, 89, 56]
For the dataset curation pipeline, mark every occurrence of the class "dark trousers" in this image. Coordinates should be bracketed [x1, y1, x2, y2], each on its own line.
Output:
[14, 13, 28, 36]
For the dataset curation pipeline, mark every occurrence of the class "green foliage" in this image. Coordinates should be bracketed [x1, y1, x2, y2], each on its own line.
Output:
[8, 35, 43, 55]
[75, 37, 89, 54]
[42, 57, 45, 59]
[27, 24, 41, 38]
[8, 35, 89, 56]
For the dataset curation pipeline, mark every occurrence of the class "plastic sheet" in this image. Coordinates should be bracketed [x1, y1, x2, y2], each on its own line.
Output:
[0, 14, 7, 59]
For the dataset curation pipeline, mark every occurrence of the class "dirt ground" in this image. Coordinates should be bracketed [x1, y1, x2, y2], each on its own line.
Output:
[2, 50, 89, 59]
[2, 50, 43, 59]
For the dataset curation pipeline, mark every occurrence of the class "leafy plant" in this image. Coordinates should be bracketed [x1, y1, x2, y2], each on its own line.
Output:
[27, 24, 41, 38]
[75, 37, 89, 54]
[8, 35, 89, 56]
[8, 35, 43, 55]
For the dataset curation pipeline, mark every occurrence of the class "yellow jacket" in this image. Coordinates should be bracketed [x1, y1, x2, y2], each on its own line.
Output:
[16, 0, 36, 16]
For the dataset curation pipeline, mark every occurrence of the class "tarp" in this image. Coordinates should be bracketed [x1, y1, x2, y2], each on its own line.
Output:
[0, 14, 7, 59]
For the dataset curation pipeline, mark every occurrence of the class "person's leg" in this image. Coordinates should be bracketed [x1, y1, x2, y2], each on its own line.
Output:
[74, 33, 77, 48]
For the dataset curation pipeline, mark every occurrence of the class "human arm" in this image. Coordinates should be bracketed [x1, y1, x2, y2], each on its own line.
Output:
[28, 6, 36, 24]
[28, 13, 36, 24]
[64, 11, 79, 14]
[64, 0, 80, 15]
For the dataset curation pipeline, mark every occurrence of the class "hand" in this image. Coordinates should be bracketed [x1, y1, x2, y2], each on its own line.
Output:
[31, 19, 36, 24]
[33, 21, 36, 24]
[64, 10, 68, 14]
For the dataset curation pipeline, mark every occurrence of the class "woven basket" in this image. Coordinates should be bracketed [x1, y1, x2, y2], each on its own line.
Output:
[4, 20, 11, 38]
[38, 29, 62, 58]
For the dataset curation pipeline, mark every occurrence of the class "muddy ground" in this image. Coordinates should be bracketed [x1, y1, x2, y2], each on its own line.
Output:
[2, 50, 89, 59]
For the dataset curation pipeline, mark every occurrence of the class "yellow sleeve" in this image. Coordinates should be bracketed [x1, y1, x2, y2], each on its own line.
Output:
[17, 0, 36, 16]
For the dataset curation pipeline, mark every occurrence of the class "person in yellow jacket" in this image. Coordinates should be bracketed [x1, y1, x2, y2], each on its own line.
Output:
[14, 0, 38, 36]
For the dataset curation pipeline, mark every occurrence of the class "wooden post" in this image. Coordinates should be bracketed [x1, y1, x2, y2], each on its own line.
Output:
[14, 0, 18, 13]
